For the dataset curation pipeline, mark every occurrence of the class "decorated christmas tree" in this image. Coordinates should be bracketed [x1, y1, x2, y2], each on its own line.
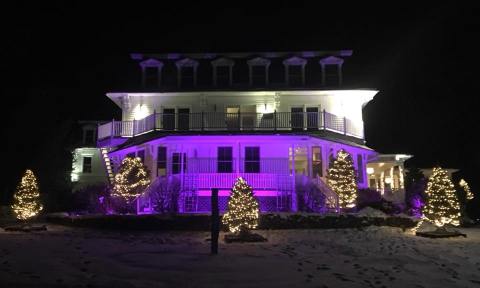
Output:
[12, 169, 43, 220]
[423, 167, 461, 227]
[327, 149, 357, 209]
[222, 177, 259, 234]
[459, 179, 474, 200]
[112, 157, 151, 204]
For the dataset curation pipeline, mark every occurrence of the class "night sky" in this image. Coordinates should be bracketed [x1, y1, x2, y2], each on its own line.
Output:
[2, 3, 479, 205]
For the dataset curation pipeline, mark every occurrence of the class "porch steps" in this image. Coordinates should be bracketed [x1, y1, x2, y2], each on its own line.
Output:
[313, 176, 339, 212]
[100, 147, 115, 184]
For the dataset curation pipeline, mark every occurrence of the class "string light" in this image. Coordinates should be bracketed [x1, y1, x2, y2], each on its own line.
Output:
[423, 167, 461, 227]
[327, 149, 357, 209]
[459, 179, 474, 200]
[222, 177, 259, 234]
[112, 157, 150, 203]
[11, 169, 43, 220]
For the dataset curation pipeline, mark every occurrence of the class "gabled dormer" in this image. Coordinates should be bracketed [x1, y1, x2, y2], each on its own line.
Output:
[283, 56, 307, 86]
[247, 57, 271, 86]
[175, 58, 199, 88]
[211, 57, 234, 87]
[319, 56, 344, 86]
[139, 58, 163, 88]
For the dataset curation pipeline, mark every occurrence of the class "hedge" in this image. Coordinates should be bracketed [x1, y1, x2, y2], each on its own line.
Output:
[46, 213, 418, 231]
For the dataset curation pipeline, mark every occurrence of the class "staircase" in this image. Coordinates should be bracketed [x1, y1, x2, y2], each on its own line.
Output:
[312, 175, 339, 212]
[100, 148, 115, 184]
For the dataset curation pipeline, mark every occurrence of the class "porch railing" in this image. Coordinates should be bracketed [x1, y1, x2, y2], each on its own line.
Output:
[98, 110, 364, 140]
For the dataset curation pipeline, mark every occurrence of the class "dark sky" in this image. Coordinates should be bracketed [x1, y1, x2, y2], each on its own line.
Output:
[2, 3, 479, 202]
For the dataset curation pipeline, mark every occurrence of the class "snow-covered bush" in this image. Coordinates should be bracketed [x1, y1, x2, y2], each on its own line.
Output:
[357, 188, 402, 215]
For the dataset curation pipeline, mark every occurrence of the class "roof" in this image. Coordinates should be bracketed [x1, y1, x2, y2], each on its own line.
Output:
[110, 130, 372, 152]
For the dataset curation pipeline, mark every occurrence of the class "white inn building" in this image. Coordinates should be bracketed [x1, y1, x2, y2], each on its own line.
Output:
[71, 50, 410, 213]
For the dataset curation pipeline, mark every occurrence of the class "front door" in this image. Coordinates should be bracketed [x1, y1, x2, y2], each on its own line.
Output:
[163, 108, 175, 130]
[178, 108, 190, 131]
[226, 106, 240, 130]
[291, 107, 304, 131]
[306, 107, 319, 130]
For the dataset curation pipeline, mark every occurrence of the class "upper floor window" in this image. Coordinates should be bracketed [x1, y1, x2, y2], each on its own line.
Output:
[172, 152, 187, 174]
[140, 58, 163, 88]
[211, 57, 234, 87]
[82, 157, 92, 173]
[217, 147, 233, 173]
[157, 146, 167, 176]
[83, 128, 95, 145]
[244, 147, 260, 173]
[319, 56, 344, 86]
[176, 58, 199, 88]
[247, 57, 270, 86]
[283, 56, 307, 86]
[312, 146, 322, 177]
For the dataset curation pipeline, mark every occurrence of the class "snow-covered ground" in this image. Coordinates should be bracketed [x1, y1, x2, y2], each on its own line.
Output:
[1, 225, 479, 288]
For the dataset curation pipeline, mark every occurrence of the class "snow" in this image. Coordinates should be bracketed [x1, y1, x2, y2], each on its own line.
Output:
[356, 207, 388, 218]
[1, 224, 480, 287]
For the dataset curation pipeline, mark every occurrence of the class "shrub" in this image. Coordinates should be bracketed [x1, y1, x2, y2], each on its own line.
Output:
[357, 188, 402, 215]
[72, 184, 111, 214]
[146, 176, 180, 214]
[296, 176, 326, 213]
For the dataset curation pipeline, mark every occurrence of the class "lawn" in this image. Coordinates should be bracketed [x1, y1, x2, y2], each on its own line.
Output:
[1, 225, 479, 288]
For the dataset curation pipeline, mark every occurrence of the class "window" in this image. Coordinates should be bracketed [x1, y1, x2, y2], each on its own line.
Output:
[84, 129, 95, 145]
[244, 147, 260, 173]
[145, 66, 158, 88]
[137, 150, 145, 163]
[217, 147, 233, 173]
[288, 65, 303, 86]
[312, 146, 322, 177]
[82, 157, 92, 173]
[181, 66, 195, 88]
[157, 146, 167, 176]
[216, 66, 230, 87]
[325, 65, 340, 86]
[251, 66, 266, 86]
[357, 154, 364, 183]
[172, 153, 186, 174]
[126, 152, 135, 158]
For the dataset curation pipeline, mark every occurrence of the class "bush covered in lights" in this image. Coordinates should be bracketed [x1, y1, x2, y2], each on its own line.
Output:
[423, 167, 461, 227]
[222, 177, 259, 234]
[327, 149, 357, 209]
[11, 169, 43, 220]
[112, 157, 151, 204]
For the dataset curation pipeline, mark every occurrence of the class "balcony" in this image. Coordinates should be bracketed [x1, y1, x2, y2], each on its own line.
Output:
[98, 110, 364, 140]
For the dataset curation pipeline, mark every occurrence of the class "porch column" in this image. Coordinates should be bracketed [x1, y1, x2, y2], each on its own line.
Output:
[291, 144, 297, 212]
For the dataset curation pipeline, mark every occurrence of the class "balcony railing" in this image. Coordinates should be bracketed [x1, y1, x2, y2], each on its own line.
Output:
[98, 110, 364, 140]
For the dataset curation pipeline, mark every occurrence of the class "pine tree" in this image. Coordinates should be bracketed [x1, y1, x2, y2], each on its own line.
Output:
[222, 177, 259, 234]
[112, 157, 150, 203]
[327, 149, 357, 209]
[423, 167, 461, 227]
[459, 179, 474, 200]
[12, 170, 43, 220]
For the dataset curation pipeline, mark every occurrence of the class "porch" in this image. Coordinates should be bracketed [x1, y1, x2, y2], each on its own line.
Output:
[98, 110, 364, 140]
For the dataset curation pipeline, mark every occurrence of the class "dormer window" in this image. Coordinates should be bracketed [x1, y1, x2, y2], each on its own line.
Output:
[247, 57, 270, 86]
[175, 58, 199, 88]
[140, 58, 163, 88]
[211, 57, 234, 87]
[283, 56, 307, 86]
[319, 56, 344, 86]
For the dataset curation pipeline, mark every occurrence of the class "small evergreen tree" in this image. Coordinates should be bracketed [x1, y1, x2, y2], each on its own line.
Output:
[222, 177, 259, 234]
[112, 157, 150, 204]
[12, 170, 43, 220]
[327, 149, 357, 209]
[423, 167, 461, 227]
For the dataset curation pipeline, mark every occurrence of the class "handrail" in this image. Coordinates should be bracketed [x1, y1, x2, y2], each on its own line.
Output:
[98, 110, 364, 140]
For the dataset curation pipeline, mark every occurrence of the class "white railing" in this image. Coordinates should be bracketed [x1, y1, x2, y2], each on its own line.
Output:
[312, 175, 339, 211]
[184, 173, 292, 190]
[98, 110, 364, 140]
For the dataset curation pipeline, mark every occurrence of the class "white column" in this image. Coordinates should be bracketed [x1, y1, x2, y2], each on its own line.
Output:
[291, 144, 297, 212]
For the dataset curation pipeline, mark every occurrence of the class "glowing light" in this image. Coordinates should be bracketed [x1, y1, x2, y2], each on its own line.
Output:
[460, 179, 474, 200]
[366, 167, 374, 174]
[112, 157, 151, 203]
[327, 149, 357, 209]
[222, 177, 260, 234]
[423, 167, 461, 227]
[11, 170, 43, 220]
[132, 104, 149, 120]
